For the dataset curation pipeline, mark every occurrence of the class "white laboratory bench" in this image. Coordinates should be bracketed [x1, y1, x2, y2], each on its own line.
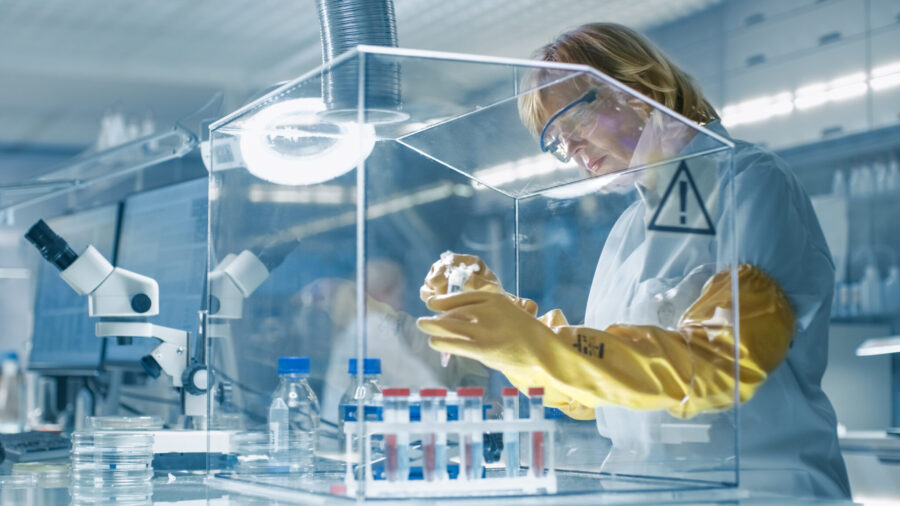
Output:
[0, 468, 860, 505]
[841, 430, 900, 503]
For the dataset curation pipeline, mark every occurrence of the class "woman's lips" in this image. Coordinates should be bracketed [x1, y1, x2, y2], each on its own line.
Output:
[587, 156, 606, 175]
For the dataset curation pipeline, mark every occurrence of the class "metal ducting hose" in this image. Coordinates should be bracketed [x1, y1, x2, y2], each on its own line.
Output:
[316, 0, 404, 122]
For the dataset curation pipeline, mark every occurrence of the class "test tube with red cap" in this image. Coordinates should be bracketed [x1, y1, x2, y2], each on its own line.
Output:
[383, 388, 410, 481]
[458, 387, 484, 480]
[420, 388, 448, 481]
[528, 387, 545, 478]
[501, 387, 519, 477]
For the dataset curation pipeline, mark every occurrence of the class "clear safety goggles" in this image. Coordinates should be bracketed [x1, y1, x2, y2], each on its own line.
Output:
[539, 89, 600, 163]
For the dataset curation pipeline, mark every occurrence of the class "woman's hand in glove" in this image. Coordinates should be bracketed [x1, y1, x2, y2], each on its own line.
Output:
[419, 253, 537, 315]
[417, 290, 552, 370]
[419, 253, 502, 300]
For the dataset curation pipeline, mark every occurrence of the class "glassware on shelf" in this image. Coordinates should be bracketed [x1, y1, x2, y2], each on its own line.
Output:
[860, 263, 884, 315]
[0, 351, 23, 433]
[831, 169, 846, 197]
[884, 266, 900, 314]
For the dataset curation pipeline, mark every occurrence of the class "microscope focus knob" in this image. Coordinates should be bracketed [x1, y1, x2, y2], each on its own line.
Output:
[131, 293, 152, 313]
[140, 355, 162, 379]
[182, 365, 210, 396]
[208, 295, 221, 315]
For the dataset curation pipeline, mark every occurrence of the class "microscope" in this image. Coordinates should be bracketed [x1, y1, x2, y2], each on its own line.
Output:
[24, 219, 209, 417]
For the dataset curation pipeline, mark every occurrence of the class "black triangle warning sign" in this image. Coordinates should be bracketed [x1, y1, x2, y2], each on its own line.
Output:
[647, 161, 715, 235]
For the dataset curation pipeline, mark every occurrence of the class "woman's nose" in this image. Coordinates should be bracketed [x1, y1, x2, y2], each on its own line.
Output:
[566, 135, 587, 156]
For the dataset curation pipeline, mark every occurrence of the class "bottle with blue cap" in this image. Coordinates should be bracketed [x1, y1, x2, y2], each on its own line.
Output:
[268, 356, 320, 476]
[0, 350, 23, 433]
[338, 358, 382, 456]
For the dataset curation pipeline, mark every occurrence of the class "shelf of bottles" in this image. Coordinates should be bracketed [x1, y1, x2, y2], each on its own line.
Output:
[828, 156, 900, 325]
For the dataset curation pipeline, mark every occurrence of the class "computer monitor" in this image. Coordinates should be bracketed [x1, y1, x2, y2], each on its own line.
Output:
[28, 205, 119, 374]
[103, 177, 208, 368]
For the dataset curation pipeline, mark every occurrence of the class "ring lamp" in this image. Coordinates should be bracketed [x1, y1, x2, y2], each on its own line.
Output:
[240, 98, 376, 186]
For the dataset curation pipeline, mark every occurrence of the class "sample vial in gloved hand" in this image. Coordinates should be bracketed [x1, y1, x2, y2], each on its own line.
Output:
[440, 251, 481, 367]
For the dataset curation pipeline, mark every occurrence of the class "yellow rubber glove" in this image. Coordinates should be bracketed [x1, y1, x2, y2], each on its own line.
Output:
[420, 253, 601, 419]
[418, 264, 794, 419]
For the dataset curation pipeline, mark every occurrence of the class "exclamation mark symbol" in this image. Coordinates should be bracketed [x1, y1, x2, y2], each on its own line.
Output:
[679, 180, 687, 224]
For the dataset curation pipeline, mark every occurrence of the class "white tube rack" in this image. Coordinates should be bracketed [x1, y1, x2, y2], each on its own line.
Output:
[343, 418, 557, 498]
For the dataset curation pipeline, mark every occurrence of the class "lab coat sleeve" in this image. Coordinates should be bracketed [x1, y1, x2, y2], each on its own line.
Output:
[724, 147, 834, 337]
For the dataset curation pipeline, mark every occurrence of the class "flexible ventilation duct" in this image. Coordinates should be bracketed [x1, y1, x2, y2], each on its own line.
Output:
[316, 0, 403, 122]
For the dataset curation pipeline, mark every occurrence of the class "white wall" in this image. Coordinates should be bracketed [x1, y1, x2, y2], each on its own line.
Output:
[822, 323, 893, 430]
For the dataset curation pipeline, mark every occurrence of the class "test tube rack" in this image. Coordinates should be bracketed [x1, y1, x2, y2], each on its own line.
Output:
[343, 418, 557, 498]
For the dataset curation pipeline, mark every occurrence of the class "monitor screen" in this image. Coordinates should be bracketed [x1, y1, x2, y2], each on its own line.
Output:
[29, 205, 119, 374]
[104, 177, 208, 368]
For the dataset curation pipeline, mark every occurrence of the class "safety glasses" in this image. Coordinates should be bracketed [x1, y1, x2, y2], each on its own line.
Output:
[539, 89, 598, 163]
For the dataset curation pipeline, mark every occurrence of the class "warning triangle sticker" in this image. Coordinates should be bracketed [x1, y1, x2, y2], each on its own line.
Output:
[647, 161, 715, 235]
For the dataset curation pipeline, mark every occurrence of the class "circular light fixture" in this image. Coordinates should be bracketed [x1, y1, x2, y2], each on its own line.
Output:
[239, 98, 376, 186]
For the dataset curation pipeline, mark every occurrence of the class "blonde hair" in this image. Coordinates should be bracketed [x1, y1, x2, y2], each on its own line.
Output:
[519, 23, 718, 136]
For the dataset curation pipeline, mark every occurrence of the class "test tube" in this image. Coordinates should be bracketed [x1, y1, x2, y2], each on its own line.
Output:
[528, 387, 545, 478]
[501, 387, 519, 478]
[458, 387, 484, 480]
[420, 388, 448, 481]
[383, 388, 410, 481]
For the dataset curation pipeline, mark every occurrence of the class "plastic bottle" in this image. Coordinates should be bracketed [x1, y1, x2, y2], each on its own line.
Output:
[887, 157, 899, 191]
[73, 385, 94, 431]
[268, 356, 319, 475]
[858, 164, 874, 196]
[849, 283, 862, 317]
[860, 263, 884, 315]
[0, 351, 23, 433]
[884, 266, 900, 314]
[831, 169, 846, 197]
[848, 167, 860, 196]
[874, 161, 889, 195]
[338, 358, 382, 456]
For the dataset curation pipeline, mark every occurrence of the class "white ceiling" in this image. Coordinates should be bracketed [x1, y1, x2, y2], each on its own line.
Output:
[0, 0, 720, 150]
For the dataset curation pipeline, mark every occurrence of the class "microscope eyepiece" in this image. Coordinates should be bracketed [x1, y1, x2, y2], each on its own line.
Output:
[24, 219, 79, 271]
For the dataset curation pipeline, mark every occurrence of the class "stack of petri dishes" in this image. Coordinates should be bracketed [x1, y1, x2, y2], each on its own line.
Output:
[232, 431, 274, 474]
[70, 416, 161, 505]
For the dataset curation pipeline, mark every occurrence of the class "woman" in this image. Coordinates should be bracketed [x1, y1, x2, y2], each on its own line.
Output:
[417, 23, 851, 499]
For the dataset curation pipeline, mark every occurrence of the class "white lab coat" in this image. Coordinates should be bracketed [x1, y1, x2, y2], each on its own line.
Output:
[586, 119, 852, 499]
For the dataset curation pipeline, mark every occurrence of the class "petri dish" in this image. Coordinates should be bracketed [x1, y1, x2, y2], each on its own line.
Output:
[12, 461, 71, 488]
[88, 416, 164, 431]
